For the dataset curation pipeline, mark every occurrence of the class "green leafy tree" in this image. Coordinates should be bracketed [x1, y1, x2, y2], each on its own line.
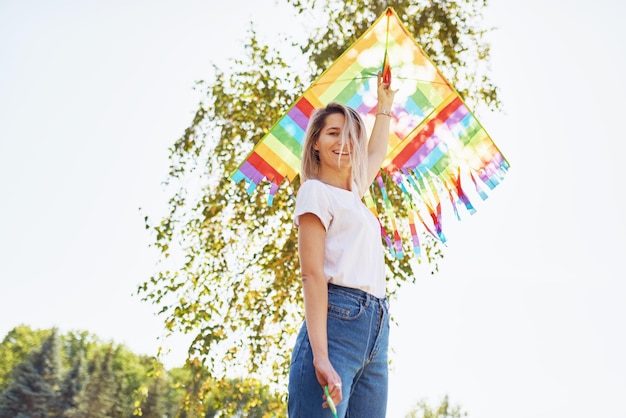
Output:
[139, 377, 168, 418]
[0, 325, 51, 391]
[137, 0, 501, 409]
[406, 395, 469, 418]
[59, 350, 88, 414]
[32, 330, 63, 416]
[1, 326, 216, 416]
[0, 360, 57, 418]
[162, 360, 284, 417]
[135, 365, 168, 418]
[57, 331, 156, 417]
[161, 366, 192, 418]
[0, 325, 292, 415]
[204, 377, 286, 418]
[32, 330, 62, 392]
[107, 346, 155, 418]
[61, 331, 99, 370]
[0, 330, 62, 418]
[67, 348, 117, 418]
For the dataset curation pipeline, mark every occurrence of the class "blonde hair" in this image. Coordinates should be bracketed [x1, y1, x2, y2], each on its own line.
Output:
[300, 102, 368, 191]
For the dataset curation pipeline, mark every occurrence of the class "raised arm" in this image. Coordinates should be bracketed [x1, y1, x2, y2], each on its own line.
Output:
[365, 72, 396, 188]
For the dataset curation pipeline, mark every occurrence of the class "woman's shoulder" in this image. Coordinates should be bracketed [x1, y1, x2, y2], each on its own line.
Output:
[295, 180, 334, 209]
[297, 179, 326, 195]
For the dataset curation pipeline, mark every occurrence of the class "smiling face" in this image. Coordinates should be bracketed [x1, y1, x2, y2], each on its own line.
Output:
[313, 112, 352, 174]
[300, 102, 368, 190]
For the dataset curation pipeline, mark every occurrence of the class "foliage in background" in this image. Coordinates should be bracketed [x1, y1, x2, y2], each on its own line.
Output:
[1, 325, 463, 417]
[406, 394, 469, 418]
[0, 325, 50, 390]
[0, 326, 163, 417]
[137, 0, 501, 413]
[0, 329, 62, 417]
[0, 326, 283, 417]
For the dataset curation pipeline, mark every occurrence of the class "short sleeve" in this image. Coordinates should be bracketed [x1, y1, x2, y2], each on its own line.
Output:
[294, 180, 332, 230]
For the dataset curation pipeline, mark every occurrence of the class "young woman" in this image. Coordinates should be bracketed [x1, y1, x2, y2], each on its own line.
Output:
[288, 73, 396, 417]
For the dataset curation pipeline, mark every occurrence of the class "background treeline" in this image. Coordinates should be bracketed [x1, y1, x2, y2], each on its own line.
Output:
[0, 325, 468, 417]
[0, 325, 284, 417]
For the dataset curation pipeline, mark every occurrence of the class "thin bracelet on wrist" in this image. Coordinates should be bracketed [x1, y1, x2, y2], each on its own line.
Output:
[376, 109, 392, 117]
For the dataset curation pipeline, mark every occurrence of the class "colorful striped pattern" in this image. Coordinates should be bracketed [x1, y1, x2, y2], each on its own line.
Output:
[232, 7, 509, 258]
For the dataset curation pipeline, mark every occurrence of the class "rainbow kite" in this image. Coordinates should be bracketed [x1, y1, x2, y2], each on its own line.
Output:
[232, 7, 509, 258]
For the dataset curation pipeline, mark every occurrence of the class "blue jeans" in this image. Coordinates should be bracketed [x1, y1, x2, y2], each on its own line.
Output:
[288, 283, 390, 417]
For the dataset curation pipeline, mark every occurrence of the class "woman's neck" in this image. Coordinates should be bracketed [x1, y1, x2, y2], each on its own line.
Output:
[317, 170, 352, 191]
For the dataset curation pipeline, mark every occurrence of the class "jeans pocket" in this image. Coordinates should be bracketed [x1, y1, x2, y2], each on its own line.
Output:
[327, 294, 364, 321]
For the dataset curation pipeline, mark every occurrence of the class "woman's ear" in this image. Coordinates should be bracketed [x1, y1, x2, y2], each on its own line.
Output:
[313, 141, 319, 151]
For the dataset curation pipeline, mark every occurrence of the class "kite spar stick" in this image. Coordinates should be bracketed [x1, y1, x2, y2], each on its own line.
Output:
[324, 385, 339, 418]
[382, 8, 392, 84]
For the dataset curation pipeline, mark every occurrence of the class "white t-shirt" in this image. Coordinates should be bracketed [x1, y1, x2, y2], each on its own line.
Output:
[294, 179, 386, 298]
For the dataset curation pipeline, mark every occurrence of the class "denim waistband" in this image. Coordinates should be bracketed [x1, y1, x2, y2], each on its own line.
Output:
[328, 283, 389, 309]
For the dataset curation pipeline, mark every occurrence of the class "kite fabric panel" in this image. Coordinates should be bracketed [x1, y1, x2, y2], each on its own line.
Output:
[231, 7, 509, 259]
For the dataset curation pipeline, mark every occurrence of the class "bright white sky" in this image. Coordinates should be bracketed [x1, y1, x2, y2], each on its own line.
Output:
[1, 1, 624, 417]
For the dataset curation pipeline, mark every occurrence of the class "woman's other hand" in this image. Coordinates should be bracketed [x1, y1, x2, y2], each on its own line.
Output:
[313, 357, 342, 408]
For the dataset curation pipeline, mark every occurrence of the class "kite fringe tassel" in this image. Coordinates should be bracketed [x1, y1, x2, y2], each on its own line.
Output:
[369, 162, 509, 259]
[376, 175, 404, 259]
[364, 188, 395, 254]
